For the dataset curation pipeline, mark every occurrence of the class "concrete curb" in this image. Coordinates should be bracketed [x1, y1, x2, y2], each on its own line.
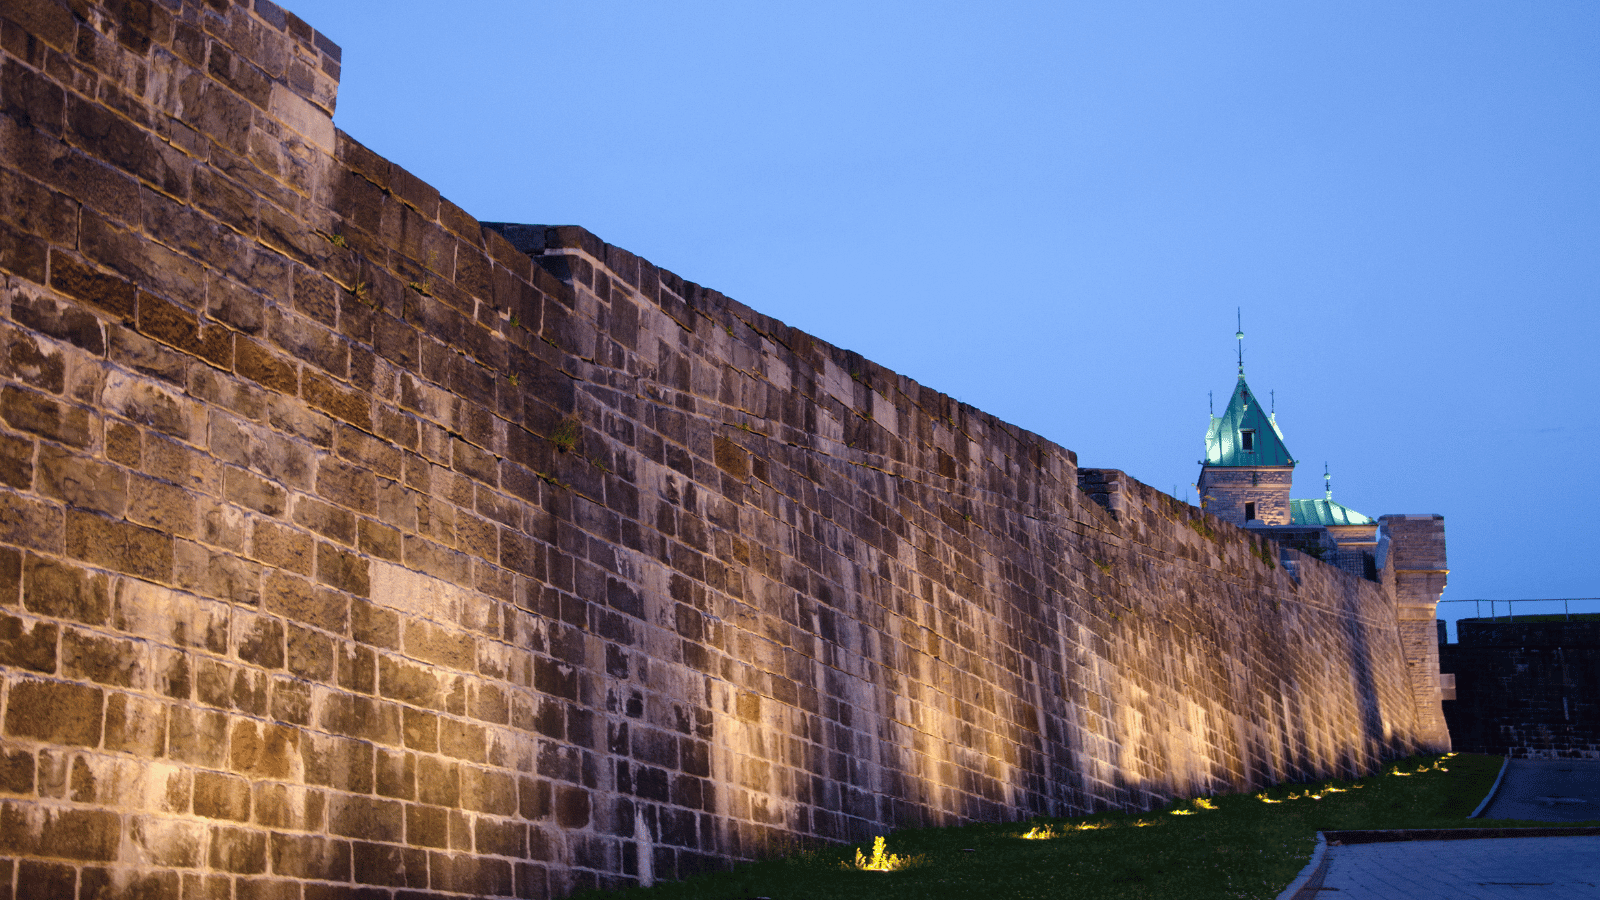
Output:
[1324, 826, 1600, 844]
[1469, 754, 1511, 818]
[1275, 832, 1330, 900]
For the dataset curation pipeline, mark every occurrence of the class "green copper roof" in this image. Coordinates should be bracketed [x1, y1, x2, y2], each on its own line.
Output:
[1289, 499, 1375, 527]
[1203, 376, 1295, 467]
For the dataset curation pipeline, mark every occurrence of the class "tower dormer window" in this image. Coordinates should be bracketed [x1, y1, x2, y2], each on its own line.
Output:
[1240, 429, 1255, 452]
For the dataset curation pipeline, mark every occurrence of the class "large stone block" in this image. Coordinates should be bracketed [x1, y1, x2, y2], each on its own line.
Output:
[192, 770, 251, 822]
[61, 628, 144, 688]
[0, 384, 92, 448]
[228, 719, 301, 780]
[2, 678, 102, 746]
[65, 508, 174, 582]
[208, 824, 268, 875]
[269, 832, 351, 881]
[0, 611, 57, 673]
[103, 692, 167, 758]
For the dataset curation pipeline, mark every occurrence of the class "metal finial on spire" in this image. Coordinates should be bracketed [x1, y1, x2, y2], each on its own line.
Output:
[1235, 308, 1244, 377]
[1208, 390, 1214, 417]
[1324, 463, 1332, 501]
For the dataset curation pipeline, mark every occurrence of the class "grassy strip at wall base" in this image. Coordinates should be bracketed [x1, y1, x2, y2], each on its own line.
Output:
[579, 753, 1596, 900]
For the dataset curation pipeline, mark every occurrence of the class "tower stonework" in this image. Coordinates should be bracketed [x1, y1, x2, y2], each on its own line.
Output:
[1383, 515, 1453, 752]
[1196, 466, 1292, 527]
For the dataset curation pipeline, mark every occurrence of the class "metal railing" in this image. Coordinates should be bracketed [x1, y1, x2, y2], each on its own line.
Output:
[1438, 597, 1600, 623]
[1437, 597, 1600, 643]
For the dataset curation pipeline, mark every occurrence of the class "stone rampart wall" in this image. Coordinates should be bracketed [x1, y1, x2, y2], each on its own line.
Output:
[0, 1, 1436, 897]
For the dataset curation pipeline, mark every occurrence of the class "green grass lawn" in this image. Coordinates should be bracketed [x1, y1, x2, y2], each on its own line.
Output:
[576, 753, 1599, 900]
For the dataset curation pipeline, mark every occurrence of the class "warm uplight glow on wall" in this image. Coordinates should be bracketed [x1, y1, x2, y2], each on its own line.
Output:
[1391, 754, 1454, 778]
[1258, 783, 1366, 803]
[1016, 820, 1128, 840]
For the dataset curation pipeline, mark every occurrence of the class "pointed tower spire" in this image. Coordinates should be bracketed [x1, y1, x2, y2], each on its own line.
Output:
[1198, 313, 1296, 527]
[1235, 308, 1244, 377]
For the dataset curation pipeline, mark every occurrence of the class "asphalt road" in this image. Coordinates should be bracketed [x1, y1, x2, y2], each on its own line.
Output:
[1478, 758, 1600, 823]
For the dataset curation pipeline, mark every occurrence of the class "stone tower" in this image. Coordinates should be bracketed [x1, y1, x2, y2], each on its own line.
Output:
[1196, 355, 1296, 527]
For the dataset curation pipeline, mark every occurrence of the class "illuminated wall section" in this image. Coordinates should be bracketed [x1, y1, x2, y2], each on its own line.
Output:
[0, 1, 1445, 897]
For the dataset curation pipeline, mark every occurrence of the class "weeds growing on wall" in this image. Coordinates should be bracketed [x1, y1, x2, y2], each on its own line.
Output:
[571, 753, 1588, 900]
[1185, 515, 1218, 542]
[552, 410, 583, 453]
[1252, 537, 1277, 569]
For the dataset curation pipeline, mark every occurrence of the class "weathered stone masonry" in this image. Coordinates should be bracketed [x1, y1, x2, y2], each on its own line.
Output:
[1442, 620, 1600, 759]
[0, 1, 1446, 897]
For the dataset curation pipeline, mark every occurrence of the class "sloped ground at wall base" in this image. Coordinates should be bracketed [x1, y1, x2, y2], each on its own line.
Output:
[563, 752, 1507, 900]
[0, 0, 1439, 897]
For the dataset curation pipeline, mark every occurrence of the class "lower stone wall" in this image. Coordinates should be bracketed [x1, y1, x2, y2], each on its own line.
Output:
[1441, 621, 1600, 758]
[0, 1, 1442, 897]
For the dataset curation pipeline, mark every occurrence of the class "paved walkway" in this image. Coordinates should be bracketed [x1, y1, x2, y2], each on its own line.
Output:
[1278, 759, 1600, 900]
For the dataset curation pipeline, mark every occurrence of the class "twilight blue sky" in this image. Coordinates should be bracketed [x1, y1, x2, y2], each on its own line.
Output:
[308, 2, 1600, 632]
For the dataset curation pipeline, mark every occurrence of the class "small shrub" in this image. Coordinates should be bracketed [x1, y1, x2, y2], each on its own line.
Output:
[848, 836, 920, 872]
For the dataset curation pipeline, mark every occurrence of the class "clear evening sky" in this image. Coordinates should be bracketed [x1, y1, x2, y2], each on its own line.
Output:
[310, 2, 1600, 633]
